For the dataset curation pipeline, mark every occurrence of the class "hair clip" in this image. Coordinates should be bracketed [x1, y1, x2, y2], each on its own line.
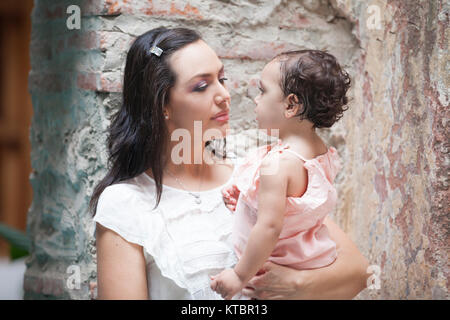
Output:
[150, 46, 163, 57]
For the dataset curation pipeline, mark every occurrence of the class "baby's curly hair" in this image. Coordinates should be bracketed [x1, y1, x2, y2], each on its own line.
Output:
[274, 49, 351, 128]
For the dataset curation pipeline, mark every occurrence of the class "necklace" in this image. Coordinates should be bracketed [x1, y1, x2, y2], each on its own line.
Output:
[165, 168, 203, 204]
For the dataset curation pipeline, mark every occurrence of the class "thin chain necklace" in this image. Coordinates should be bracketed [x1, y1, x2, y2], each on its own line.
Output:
[164, 167, 204, 204]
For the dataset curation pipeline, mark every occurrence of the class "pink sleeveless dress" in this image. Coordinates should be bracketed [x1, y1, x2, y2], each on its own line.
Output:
[230, 139, 342, 270]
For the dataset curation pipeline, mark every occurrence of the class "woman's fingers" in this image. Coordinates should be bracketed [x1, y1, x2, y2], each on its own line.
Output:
[247, 274, 264, 288]
[231, 185, 240, 196]
[225, 204, 236, 211]
[224, 197, 236, 204]
[242, 287, 255, 299]
[222, 190, 232, 201]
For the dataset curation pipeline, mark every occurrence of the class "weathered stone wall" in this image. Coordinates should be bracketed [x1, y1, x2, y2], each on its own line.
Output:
[330, 0, 448, 299]
[24, 0, 448, 299]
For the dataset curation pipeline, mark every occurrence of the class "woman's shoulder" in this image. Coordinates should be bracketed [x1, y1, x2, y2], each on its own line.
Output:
[99, 178, 150, 203]
[93, 181, 153, 247]
[100, 180, 140, 194]
[95, 175, 159, 217]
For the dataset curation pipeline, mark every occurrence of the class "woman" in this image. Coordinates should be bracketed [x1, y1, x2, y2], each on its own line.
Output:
[89, 27, 369, 300]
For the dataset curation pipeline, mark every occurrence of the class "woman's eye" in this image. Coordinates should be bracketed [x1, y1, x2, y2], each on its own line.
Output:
[194, 82, 208, 92]
[258, 86, 264, 94]
[193, 77, 227, 92]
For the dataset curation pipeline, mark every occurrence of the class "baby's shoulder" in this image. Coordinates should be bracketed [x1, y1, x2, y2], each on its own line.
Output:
[263, 148, 306, 168]
[259, 151, 304, 181]
[262, 149, 310, 197]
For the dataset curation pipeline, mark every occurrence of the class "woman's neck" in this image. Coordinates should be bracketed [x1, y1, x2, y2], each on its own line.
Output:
[163, 141, 215, 178]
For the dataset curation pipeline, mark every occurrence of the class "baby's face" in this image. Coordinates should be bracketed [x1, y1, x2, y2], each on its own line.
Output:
[253, 59, 286, 135]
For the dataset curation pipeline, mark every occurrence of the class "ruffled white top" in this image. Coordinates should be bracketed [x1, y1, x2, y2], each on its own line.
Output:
[92, 163, 250, 300]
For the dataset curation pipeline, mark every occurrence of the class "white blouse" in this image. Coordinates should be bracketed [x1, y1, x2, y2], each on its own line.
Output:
[93, 164, 250, 300]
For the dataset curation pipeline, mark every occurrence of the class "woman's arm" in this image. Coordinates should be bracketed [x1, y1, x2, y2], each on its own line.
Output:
[96, 223, 149, 299]
[241, 216, 370, 300]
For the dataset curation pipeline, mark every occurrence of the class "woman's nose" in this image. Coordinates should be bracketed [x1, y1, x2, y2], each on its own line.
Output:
[215, 95, 227, 106]
[215, 86, 231, 106]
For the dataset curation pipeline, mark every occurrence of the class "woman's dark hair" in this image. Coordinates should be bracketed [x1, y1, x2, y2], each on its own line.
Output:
[274, 49, 351, 128]
[89, 27, 202, 216]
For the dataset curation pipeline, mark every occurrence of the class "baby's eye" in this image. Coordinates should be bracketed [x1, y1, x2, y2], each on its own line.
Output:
[219, 77, 228, 84]
[258, 86, 264, 94]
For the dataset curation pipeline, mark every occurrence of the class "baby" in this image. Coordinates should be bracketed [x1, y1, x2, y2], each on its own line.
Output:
[210, 49, 351, 300]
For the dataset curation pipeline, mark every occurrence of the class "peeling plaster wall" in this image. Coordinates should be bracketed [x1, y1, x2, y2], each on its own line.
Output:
[330, 0, 449, 299]
[24, 0, 448, 299]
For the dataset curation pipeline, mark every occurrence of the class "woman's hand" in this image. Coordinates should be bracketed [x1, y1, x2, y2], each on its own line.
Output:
[221, 184, 240, 211]
[241, 217, 370, 300]
[241, 261, 302, 300]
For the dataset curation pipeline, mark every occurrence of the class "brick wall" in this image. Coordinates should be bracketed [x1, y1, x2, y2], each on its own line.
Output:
[24, 0, 448, 299]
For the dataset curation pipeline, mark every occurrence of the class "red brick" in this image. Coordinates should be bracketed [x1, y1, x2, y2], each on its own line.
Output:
[80, 0, 107, 16]
[101, 0, 203, 19]
[100, 31, 134, 52]
[100, 74, 122, 92]
[77, 72, 100, 91]
[67, 31, 100, 50]
[105, 0, 122, 15]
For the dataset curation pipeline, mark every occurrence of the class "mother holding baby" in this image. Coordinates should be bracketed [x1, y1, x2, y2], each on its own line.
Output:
[89, 27, 369, 300]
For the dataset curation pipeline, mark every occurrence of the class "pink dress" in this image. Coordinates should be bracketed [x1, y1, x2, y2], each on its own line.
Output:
[230, 139, 342, 270]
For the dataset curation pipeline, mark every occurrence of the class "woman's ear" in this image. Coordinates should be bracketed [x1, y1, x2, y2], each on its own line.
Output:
[284, 93, 301, 118]
[163, 109, 170, 120]
[163, 105, 172, 120]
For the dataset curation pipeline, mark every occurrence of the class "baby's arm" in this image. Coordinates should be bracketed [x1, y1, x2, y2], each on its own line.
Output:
[211, 154, 289, 299]
[233, 154, 288, 283]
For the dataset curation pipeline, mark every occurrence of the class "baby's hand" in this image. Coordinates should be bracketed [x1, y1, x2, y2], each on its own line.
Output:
[210, 268, 246, 300]
[221, 184, 240, 212]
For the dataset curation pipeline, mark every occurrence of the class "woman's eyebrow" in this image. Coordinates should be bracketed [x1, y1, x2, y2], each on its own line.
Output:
[188, 64, 224, 82]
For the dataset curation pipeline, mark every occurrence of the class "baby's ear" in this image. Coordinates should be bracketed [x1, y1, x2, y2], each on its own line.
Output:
[284, 93, 301, 118]
[286, 93, 299, 105]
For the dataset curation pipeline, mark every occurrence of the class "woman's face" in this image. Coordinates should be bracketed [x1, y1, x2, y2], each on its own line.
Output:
[166, 40, 231, 140]
[253, 59, 286, 135]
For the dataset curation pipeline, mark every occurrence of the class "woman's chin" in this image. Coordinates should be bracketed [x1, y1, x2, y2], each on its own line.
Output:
[220, 122, 230, 135]
[207, 121, 230, 139]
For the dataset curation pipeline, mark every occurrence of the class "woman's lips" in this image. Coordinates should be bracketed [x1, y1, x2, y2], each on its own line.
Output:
[211, 113, 229, 122]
